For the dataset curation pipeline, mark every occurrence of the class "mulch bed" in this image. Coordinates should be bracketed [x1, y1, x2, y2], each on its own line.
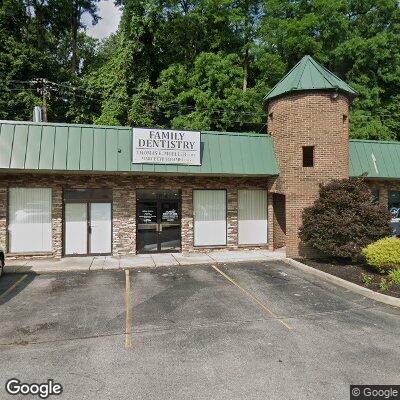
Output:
[296, 259, 400, 299]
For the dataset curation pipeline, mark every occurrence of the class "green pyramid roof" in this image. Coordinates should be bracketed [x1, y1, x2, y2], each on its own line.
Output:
[264, 55, 358, 102]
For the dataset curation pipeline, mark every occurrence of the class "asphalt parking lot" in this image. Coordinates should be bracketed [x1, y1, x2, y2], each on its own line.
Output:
[0, 260, 399, 400]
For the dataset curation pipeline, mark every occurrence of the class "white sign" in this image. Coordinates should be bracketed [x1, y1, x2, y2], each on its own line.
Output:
[132, 128, 201, 165]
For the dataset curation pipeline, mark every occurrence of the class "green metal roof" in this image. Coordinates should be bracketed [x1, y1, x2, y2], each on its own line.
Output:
[0, 120, 279, 176]
[349, 139, 400, 179]
[264, 55, 358, 102]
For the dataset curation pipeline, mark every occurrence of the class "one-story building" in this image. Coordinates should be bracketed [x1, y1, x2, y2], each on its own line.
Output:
[0, 55, 399, 260]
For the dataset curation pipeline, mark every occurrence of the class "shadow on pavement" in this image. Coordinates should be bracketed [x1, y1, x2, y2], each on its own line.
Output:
[0, 273, 36, 306]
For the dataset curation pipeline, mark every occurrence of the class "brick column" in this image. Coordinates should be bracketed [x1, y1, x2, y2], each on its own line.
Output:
[113, 187, 136, 255]
[181, 188, 193, 254]
[0, 187, 7, 252]
[269, 93, 350, 258]
[272, 193, 286, 250]
[267, 191, 274, 250]
[227, 189, 238, 248]
[52, 187, 63, 258]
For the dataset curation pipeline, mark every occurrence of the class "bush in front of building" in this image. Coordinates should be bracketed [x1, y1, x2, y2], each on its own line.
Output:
[299, 178, 392, 261]
[362, 238, 400, 272]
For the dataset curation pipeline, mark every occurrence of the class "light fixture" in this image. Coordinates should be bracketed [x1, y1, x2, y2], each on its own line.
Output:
[330, 90, 339, 100]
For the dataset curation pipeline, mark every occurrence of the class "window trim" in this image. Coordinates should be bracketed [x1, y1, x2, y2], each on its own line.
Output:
[7, 187, 53, 255]
[193, 189, 228, 248]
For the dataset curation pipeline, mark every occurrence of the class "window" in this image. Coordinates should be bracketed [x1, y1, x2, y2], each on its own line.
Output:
[302, 146, 314, 167]
[193, 190, 226, 246]
[371, 189, 380, 204]
[8, 188, 52, 253]
[238, 190, 268, 245]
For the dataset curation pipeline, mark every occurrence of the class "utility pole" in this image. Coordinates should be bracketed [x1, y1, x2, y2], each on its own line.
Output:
[35, 78, 50, 122]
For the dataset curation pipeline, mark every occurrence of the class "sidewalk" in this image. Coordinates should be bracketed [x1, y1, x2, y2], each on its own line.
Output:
[5, 249, 286, 274]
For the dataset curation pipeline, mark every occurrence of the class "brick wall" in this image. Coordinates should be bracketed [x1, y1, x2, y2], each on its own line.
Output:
[0, 173, 273, 259]
[365, 180, 400, 208]
[0, 187, 6, 252]
[268, 92, 350, 258]
[272, 193, 286, 249]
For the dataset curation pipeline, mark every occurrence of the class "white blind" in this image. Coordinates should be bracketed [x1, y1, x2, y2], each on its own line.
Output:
[194, 190, 227, 246]
[65, 203, 87, 255]
[9, 188, 52, 253]
[238, 190, 268, 245]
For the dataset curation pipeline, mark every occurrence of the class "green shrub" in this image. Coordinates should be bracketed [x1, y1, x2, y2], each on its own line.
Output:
[361, 273, 373, 287]
[379, 278, 391, 293]
[299, 178, 392, 261]
[362, 238, 400, 271]
[388, 268, 400, 285]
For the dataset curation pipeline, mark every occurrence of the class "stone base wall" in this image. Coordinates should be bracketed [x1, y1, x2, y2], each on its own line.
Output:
[0, 173, 274, 259]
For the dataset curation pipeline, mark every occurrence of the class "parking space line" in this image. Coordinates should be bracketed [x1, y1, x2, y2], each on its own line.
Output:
[0, 274, 28, 301]
[125, 269, 133, 348]
[212, 265, 294, 331]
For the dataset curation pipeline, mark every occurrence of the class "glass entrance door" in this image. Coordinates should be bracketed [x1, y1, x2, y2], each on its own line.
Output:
[160, 201, 180, 251]
[136, 190, 181, 253]
[137, 201, 158, 253]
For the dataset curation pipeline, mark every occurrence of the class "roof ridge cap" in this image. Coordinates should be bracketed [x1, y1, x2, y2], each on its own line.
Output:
[308, 57, 339, 88]
[263, 58, 304, 100]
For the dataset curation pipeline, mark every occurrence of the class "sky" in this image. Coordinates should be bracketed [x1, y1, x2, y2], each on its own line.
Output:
[84, 0, 122, 40]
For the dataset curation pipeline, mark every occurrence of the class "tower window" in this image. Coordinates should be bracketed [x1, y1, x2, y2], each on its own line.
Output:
[302, 146, 314, 167]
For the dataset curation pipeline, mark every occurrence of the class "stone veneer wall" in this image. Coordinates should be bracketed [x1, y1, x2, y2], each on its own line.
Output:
[0, 173, 275, 259]
[268, 92, 350, 258]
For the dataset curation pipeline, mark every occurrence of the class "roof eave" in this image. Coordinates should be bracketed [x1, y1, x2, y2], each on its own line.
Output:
[264, 87, 358, 104]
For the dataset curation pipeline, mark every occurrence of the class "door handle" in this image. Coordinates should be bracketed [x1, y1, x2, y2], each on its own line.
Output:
[88, 224, 92, 234]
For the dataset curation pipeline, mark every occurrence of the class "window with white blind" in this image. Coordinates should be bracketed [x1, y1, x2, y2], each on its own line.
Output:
[238, 190, 268, 245]
[8, 188, 52, 253]
[193, 190, 227, 246]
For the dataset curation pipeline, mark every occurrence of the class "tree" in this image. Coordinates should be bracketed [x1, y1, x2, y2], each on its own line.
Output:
[48, 0, 100, 73]
[299, 179, 392, 261]
[0, 0, 399, 136]
[155, 52, 265, 131]
[261, 0, 400, 140]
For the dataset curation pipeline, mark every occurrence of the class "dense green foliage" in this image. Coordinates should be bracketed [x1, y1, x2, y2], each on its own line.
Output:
[1, 0, 399, 138]
[362, 238, 400, 271]
[388, 268, 400, 285]
[299, 179, 392, 261]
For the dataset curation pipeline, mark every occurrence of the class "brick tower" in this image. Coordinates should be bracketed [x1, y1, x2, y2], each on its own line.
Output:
[266, 55, 358, 258]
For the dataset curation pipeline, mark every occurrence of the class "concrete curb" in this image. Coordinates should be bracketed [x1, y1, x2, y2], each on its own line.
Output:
[284, 258, 400, 308]
[4, 256, 286, 274]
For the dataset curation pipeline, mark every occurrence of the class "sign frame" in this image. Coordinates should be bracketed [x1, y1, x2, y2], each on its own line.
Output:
[132, 128, 201, 166]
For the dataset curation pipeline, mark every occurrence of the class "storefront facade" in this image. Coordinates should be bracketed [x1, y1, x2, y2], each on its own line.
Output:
[0, 125, 279, 259]
[1, 55, 399, 260]
[0, 173, 276, 259]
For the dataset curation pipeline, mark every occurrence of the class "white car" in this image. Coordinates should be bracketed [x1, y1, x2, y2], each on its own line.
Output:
[0, 247, 4, 277]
